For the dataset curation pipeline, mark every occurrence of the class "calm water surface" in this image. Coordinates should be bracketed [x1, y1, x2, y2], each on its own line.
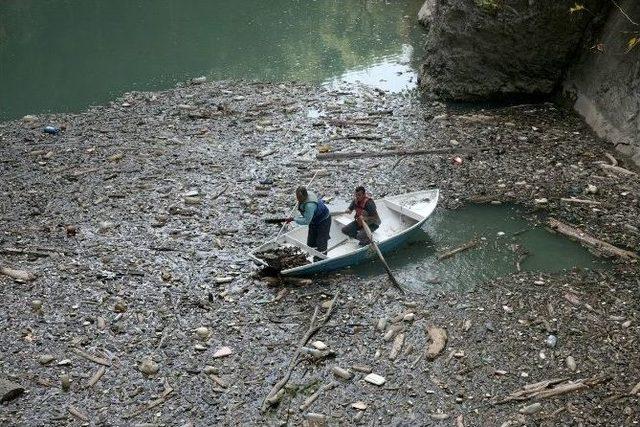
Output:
[0, 0, 425, 121]
[350, 204, 608, 292]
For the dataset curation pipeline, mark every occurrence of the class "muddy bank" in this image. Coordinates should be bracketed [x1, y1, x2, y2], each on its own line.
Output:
[0, 80, 638, 425]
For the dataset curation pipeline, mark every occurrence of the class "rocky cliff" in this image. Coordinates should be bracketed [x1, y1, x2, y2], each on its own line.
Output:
[418, 0, 640, 166]
[563, 0, 640, 165]
[419, 0, 605, 100]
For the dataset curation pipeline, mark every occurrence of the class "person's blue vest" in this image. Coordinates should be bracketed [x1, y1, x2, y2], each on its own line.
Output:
[298, 191, 330, 225]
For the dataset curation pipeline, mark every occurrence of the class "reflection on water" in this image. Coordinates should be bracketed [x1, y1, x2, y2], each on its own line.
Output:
[349, 204, 609, 293]
[0, 0, 426, 121]
[325, 44, 418, 92]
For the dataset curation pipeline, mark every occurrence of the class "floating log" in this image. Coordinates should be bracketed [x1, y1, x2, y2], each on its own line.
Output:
[330, 134, 383, 141]
[86, 366, 106, 388]
[298, 381, 338, 412]
[604, 153, 618, 166]
[548, 218, 638, 261]
[68, 405, 89, 422]
[0, 267, 36, 282]
[559, 197, 601, 205]
[71, 348, 112, 366]
[498, 376, 607, 403]
[598, 163, 637, 176]
[437, 239, 479, 261]
[316, 147, 484, 160]
[0, 247, 51, 257]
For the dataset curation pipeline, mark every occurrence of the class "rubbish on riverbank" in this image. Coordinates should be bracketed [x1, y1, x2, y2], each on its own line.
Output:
[364, 373, 386, 386]
[86, 366, 106, 388]
[0, 267, 36, 282]
[125, 382, 174, 419]
[426, 326, 447, 359]
[437, 238, 479, 261]
[316, 147, 484, 160]
[299, 381, 338, 412]
[262, 293, 339, 411]
[498, 376, 607, 403]
[43, 126, 60, 134]
[548, 218, 639, 260]
[597, 163, 637, 176]
[255, 246, 309, 276]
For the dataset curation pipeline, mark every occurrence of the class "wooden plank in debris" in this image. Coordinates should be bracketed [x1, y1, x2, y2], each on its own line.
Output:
[548, 218, 638, 261]
[316, 147, 485, 161]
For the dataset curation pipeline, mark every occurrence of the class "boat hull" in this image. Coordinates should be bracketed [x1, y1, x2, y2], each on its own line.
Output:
[280, 216, 428, 276]
[253, 189, 440, 277]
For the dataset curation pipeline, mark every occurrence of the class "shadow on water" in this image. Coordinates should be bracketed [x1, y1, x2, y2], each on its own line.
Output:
[346, 204, 610, 293]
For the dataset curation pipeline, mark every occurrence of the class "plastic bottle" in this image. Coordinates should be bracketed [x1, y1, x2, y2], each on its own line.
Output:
[43, 126, 60, 135]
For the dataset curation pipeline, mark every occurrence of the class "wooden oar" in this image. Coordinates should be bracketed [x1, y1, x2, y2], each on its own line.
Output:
[361, 222, 404, 294]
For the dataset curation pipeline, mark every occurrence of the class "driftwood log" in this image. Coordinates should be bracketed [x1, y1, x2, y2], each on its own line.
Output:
[0, 267, 36, 282]
[548, 218, 638, 261]
[498, 376, 608, 403]
[437, 239, 479, 261]
[316, 147, 485, 161]
[261, 292, 340, 411]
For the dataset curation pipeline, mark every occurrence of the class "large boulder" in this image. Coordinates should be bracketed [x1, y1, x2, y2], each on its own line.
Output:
[418, 0, 437, 28]
[563, 0, 640, 165]
[420, 0, 606, 100]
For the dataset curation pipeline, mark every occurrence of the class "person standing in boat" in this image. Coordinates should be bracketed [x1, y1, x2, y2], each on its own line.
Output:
[287, 186, 332, 261]
[341, 186, 381, 246]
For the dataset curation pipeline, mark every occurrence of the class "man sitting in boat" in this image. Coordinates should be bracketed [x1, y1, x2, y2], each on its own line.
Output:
[341, 186, 381, 246]
[288, 186, 332, 261]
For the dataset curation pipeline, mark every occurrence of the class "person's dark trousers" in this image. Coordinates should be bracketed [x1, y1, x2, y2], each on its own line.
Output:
[308, 216, 331, 261]
[342, 221, 379, 245]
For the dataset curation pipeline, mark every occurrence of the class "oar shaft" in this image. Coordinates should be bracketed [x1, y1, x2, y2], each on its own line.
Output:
[361, 222, 403, 293]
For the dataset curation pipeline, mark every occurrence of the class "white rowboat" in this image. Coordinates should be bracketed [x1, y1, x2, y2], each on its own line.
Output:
[252, 189, 439, 276]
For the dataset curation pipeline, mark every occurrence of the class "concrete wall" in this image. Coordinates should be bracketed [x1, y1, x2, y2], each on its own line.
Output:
[563, 0, 640, 165]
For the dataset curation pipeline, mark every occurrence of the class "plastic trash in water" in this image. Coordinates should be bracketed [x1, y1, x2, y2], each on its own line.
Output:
[451, 156, 463, 165]
[43, 126, 60, 135]
[545, 334, 557, 348]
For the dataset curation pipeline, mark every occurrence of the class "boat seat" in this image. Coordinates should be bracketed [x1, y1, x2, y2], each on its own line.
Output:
[332, 214, 353, 227]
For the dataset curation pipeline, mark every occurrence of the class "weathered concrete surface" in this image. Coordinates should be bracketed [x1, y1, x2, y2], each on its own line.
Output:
[563, 0, 640, 166]
[419, 0, 605, 100]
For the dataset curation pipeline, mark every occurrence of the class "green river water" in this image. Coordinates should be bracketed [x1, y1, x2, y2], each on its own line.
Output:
[0, 0, 423, 121]
[0, 1, 606, 288]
